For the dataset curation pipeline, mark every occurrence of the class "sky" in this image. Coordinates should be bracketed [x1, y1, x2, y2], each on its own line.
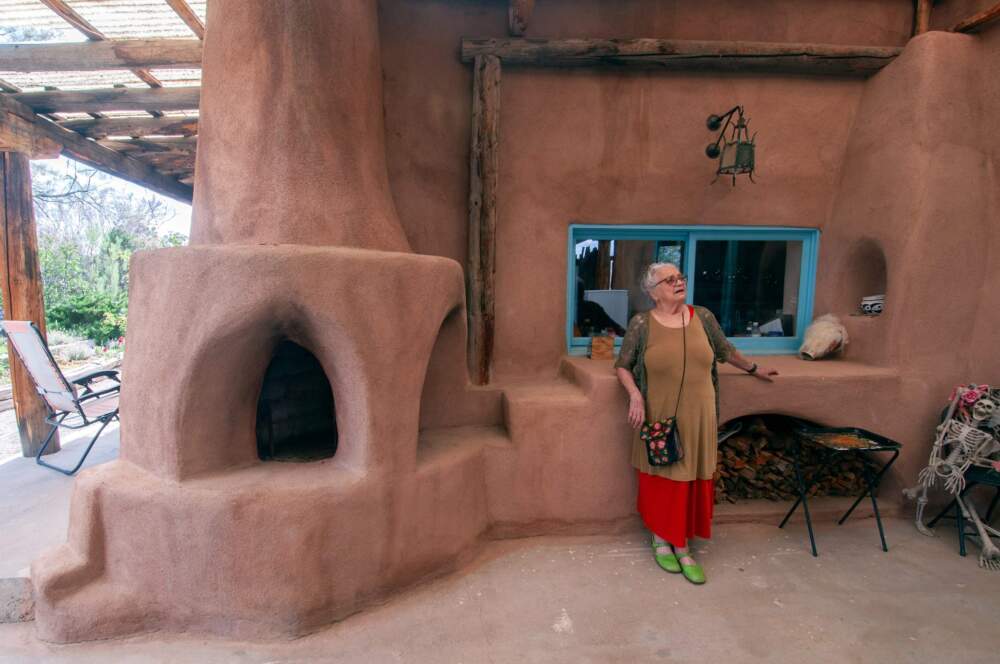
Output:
[42, 155, 194, 238]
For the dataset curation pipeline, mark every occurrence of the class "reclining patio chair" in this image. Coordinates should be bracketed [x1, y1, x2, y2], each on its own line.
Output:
[1, 321, 120, 476]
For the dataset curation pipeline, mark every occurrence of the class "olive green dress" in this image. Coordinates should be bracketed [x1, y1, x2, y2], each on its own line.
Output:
[630, 311, 718, 482]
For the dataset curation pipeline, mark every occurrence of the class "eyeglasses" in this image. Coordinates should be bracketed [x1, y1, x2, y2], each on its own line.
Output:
[654, 274, 688, 288]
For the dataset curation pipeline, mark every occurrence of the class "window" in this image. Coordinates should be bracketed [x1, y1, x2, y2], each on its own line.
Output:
[567, 225, 819, 355]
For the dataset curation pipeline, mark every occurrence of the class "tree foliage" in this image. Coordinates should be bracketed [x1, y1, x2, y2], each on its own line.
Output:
[29, 160, 188, 344]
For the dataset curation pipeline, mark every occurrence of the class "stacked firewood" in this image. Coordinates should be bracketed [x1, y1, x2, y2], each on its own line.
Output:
[714, 417, 877, 504]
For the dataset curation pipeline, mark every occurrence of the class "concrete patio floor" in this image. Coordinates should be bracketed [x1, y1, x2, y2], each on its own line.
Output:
[2, 514, 999, 663]
[0, 425, 119, 580]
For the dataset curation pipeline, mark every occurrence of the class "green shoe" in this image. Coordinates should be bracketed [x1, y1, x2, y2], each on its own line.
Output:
[651, 537, 681, 573]
[677, 554, 706, 585]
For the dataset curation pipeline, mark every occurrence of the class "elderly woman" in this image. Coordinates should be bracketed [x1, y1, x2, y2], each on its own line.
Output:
[615, 262, 778, 584]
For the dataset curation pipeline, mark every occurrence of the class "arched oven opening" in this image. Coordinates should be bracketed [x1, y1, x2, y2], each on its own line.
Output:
[256, 340, 337, 462]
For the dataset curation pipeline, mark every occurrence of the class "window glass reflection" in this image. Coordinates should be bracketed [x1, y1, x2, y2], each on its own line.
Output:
[692, 240, 801, 337]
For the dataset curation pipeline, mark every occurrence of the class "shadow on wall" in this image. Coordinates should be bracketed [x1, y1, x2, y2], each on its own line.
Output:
[419, 306, 505, 431]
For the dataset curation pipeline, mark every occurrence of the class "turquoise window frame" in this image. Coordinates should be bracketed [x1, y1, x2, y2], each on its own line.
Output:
[567, 224, 820, 356]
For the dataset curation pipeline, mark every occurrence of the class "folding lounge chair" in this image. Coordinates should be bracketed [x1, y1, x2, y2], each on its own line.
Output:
[0, 321, 120, 475]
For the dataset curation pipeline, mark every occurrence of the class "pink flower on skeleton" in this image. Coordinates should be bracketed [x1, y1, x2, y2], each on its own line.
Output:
[963, 390, 984, 405]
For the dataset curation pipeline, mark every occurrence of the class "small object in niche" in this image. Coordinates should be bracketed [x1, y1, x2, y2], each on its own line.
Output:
[798, 314, 849, 360]
[860, 294, 885, 316]
[589, 335, 616, 360]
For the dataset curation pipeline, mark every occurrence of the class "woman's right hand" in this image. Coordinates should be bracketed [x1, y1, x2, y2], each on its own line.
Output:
[627, 392, 645, 430]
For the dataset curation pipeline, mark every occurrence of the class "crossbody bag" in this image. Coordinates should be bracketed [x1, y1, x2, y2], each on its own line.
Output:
[639, 307, 688, 466]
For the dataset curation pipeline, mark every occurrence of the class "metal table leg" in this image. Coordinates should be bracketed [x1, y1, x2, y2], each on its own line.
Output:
[779, 441, 820, 557]
[837, 449, 899, 551]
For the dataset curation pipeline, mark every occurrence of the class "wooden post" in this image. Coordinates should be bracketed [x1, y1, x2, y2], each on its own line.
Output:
[914, 0, 932, 35]
[467, 55, 501, 385]
[596, 240, 612, 290]
[508, 0, 535, 36]
[0, 152, 58, 456]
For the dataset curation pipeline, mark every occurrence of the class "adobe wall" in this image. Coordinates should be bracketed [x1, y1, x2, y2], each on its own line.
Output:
[379, 0, 914, 381]
[817, 28, 1000, 487]
[32, 2, 1000, 643]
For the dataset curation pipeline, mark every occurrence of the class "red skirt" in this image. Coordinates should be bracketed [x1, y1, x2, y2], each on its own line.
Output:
[637, 470, 714, 548]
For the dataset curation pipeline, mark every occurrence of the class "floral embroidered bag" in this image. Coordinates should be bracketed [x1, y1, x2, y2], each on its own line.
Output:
[639, 309, 687, 466]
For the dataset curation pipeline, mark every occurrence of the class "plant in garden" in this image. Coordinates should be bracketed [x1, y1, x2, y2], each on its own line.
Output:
[27, 160, 188, 344]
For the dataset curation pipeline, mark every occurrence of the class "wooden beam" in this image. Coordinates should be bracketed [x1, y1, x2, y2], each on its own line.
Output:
[58, 115, 198, 139]
[953, 3, 1000, 32]
[461, 38, 902, 75]
[1, 108, 61, 158]
[130, 152, 195, 172]
[38, 0, 104, 41]
[508, 0, 535, 36]
[914, 0, 932, 35]
[165, 0, 206, 40]
[0, 94, 192, 202]
[467, 55, 501, 386]
[0, 152, 60, 457]
[10, 87, 200, 114]
[38, 0, 169, 117]
[0, 40, 202, 72]
[97, 136, 197, 154]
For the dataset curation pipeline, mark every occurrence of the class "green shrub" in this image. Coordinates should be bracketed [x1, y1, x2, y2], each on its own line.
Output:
[47, 292, 127, 345]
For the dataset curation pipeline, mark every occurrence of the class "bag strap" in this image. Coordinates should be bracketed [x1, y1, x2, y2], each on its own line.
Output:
[673, 306, 688, 419]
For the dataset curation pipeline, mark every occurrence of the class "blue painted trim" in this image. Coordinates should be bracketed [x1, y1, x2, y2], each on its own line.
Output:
[567, 224, 821, 356]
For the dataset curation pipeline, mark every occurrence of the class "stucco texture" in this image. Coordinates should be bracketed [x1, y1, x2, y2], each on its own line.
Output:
[29, 0, 1000, 643]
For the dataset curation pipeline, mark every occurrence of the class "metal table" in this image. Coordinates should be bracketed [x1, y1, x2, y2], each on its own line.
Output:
[778, 422, 902, 557]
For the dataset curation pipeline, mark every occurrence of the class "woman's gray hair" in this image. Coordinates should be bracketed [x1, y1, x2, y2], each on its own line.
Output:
[641, 262, 679, 294]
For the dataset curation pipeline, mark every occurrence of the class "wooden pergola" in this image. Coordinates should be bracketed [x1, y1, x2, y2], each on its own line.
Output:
[0, 0, 202, 457]
[1, 0, 999, 454]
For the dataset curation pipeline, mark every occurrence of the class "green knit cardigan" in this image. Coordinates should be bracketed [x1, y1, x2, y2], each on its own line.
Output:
[613, 305, 736, 418]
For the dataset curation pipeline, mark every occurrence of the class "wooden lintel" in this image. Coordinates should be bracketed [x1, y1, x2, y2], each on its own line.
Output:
[953, 3, 1000, 32]
[11, 87, 200, 115]
[58, 115, 198, 139]
[0, 39, 202, 72]
[460, 38, 902, 75]
[467, 55, 501, 386]
[508, 0, 535, 36]
[0, 94, 192, 202]
[0, 152, 60, 457]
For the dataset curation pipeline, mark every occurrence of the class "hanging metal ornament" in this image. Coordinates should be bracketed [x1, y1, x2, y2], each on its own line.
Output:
[704, 106, 757, 185]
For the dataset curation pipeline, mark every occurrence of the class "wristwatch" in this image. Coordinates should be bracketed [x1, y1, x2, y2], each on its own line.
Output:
[748, 362, 758, 375]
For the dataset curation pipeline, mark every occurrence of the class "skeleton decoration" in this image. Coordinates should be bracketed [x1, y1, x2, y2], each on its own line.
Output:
[904, 384, 1000, 570]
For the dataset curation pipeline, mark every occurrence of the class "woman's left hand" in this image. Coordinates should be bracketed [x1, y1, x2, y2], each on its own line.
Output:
[753, 366, 779, 382]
